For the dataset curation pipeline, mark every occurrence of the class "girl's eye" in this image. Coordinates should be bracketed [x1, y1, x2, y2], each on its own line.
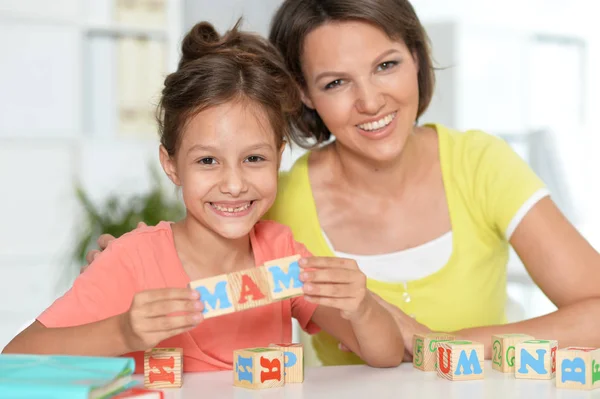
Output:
[324, 79, 344, 90]
[198, 157, 216, 165]
[377, 60, 399, 72]
[246, 155, 265, 163]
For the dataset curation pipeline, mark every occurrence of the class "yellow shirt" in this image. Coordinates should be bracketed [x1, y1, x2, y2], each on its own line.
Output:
[265, 124, 546, 366]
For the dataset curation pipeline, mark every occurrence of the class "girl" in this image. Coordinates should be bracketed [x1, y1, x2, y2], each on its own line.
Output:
[2, 21, 404, 372]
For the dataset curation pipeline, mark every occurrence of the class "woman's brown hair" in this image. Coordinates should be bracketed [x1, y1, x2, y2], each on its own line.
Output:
[269, 0, 435, 147]
[158, 19, 300, 156]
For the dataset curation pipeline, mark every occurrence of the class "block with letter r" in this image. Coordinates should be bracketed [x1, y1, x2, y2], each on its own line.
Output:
[269, 343, 304, 382]
[264, 255, 303, 300]
[556, 347, 600, 390]
[233, 348, 285, 389]
[515, 339, 558, 380]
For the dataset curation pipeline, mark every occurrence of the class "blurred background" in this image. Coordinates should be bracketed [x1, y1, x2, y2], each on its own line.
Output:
[1, 0, 599, 353]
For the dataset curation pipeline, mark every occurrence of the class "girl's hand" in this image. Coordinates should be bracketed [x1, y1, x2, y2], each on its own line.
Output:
[119, 288, 204, 352]
[299, 257, 370, 322]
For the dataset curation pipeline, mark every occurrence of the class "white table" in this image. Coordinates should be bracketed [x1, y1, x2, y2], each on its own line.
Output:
[133, 361, 600, 399]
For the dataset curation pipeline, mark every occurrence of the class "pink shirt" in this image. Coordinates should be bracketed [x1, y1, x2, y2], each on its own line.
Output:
[38, 221, 319, 373]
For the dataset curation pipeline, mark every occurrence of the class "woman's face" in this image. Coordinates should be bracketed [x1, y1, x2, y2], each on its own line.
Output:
[300, 20, 420, 163]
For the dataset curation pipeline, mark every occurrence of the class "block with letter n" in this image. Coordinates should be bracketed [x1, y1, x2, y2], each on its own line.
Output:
[412, 332, 455, 371]
[556, 347, 600, 390]
[515, 339, 558, 380]
[491, 333, 535, 373]
[144, 347, 183, 388]
[269, 343, 304, 383]
[233, 348, 285, 389]
[436, 340, 485, 381]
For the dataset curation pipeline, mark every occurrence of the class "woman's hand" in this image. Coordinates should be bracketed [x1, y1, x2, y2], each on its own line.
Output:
[82, 222, 147, 273]
[299, 257, 371, 322]
[338, 292, 431, 361]
[119, 288, 204, 352]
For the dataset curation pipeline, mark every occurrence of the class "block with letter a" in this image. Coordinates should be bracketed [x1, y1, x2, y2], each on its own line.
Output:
[144, 348, 183, 388]
[515, 339, 558, 380]
[436, 340, 485, 381]
[233, 348, 285, 389]
[556, 347, 600, 390]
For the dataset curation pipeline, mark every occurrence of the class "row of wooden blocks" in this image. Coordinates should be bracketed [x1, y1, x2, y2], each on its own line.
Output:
[189, 255, 303, 319]
[142, 344, 304, 390]
[413, 333, 600, 390]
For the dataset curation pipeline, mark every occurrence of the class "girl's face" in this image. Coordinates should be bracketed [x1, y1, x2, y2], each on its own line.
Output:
[161, 100, 282, 240]
[300, 20, 420, 163]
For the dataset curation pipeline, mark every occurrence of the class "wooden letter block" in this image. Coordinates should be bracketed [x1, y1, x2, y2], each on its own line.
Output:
[436, 340, 484, 381]
[264, 255, 303, 300]
[556, 347, 600, 390]
[144, 348, 183, 388]
[228, 267, 272, 312]
[269, 343, 304, 383]
[413, 333, 455, 371]
[189, 274, 235, 319]
[491, 333, 535, 373]
[233, 348, 285, 389]
[515, 339, 558, 380]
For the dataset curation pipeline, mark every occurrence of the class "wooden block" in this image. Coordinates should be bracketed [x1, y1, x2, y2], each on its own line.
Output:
[269, 343, 304, 383]
[228, 267, 272, 312]
[515, 339, 558, 380]
[413, 333, 455, 371]
[556, 347, 600, 390]
[189, 274, 235, 319]
[264, 255, 303, 300]
[436, 340, 485, 381]
[492, 333, 535, 373]
[144, 348, 183, 389]
[233, 348, 285, 389]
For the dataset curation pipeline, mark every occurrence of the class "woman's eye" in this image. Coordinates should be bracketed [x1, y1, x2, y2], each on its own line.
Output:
[377, 60, 399, 72]
[198, 157, 216, 165]
[324, 79, 344, 90]
[246, 155, 265, 163]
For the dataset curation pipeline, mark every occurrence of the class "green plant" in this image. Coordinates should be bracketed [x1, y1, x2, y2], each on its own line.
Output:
[73, 165, 185, 264]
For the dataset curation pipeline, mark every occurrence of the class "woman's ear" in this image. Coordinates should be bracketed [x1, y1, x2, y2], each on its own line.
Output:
[299, 85, 315, 110]
[159, 145, 181, 186]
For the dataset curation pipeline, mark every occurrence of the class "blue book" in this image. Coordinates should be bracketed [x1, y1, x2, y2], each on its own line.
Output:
[0, 354, 138, 398]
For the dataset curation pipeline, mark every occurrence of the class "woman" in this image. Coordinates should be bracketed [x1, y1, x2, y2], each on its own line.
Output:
[88, 0, 600, 367]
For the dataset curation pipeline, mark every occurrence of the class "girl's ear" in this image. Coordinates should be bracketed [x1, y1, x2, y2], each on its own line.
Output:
[159, 145, 181, 186]
[277, 141, 287, 170]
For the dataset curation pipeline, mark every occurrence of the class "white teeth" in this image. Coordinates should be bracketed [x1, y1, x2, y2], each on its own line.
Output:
[211, 202, 251, 213]
[357, 112, 396, 131]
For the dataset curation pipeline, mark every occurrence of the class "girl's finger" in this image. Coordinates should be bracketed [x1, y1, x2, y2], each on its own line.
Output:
[143, 298, 204, 318]
[145, 312, 204, 333]
[299, 257, 356, 270]
[303, 282, 358, 298]
[300, 268, 356, 284]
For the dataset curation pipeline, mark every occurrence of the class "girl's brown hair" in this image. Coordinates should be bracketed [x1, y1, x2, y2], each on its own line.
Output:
[158, 20, 300, 156]
[269, 0, 436, 147]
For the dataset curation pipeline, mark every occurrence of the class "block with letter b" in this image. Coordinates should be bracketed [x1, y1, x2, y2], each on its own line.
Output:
[436, 340, 484, 381]
[556, 347, 600, 390]
[233, 348, 285, 389]
[264, 255, 303, 300]
[413, 333, 455, 371]
[269, 343, 304, 383]
[515, 339, 558, 380]
[491, 333, 534, 373]
[144, 348, 183, 388]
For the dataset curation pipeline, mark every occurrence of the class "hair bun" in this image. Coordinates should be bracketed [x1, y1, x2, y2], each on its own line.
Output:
[179, 22, 221, 67]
